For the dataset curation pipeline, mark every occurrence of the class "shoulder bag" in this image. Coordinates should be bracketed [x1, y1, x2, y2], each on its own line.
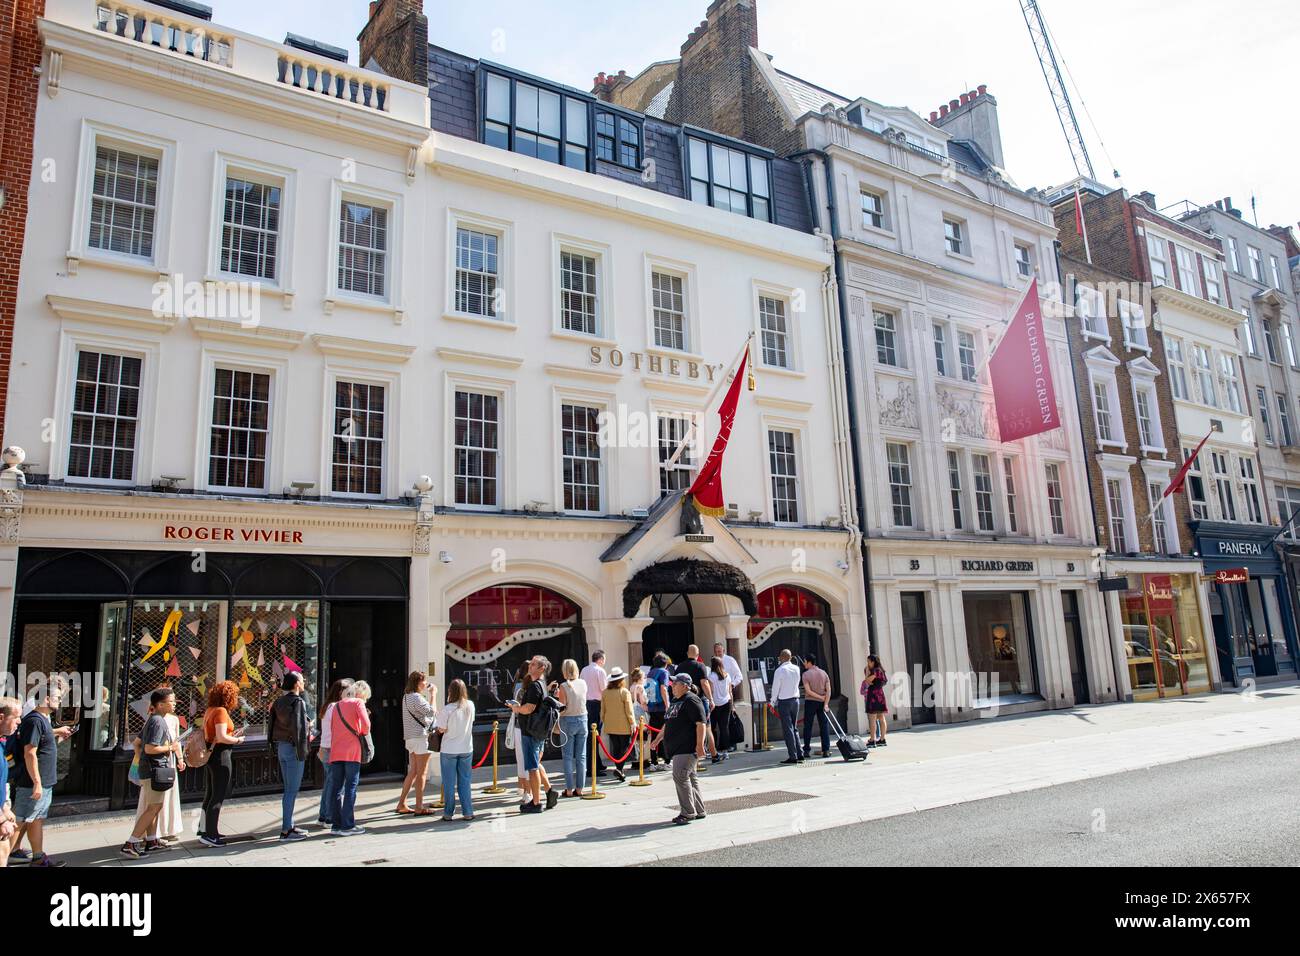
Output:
[336, 703, 375, 766]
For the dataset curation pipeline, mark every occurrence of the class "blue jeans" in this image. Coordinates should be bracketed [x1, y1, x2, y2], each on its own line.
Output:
[560, 715, 588, 791]
[776, 698, 801, 760]
[276, 742, 306, 834]
[326, 761, 361, 831]
[440, 752, 473, 818]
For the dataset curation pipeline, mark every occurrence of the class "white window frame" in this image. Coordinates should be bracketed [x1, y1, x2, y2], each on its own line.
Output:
[444, 371, 515, 511]
[943, 215, 970, 259]
[645, 254, 701, 358]
[208, 153, 295, 292]
[1165, 337, 1189, 400]
[1076, 284, 1109, 342]
[1191, 344, 1217, 407]
[554, 388, 613, 516]
[1119, 299, 1149, 351]
[1044, 461, 1069, 537]
[860, 188, 889, 232]
[753, 280, 802, 373]
[1146, 233, 1170, 286]
[763, 421, 807, 526]
[1240, 307, 1258, 356]
[1142, 463, 1179, 555]
[1218, 353, 1242, 414]
[1013, 241, 1033, 279]
[1203, 258, 1222, 304]
[933, 323, 951, 377]
[1175, 245, 1198, 296]
[885, 441, 915, 529]
[1247, 246, 1263, 283]
[946, 448, 965, 531]
[196, 352, 287, 495]
[68, 122, 177, 276]
[1279, 394, 1294, 447]
[52, 332, 161, 486]
[1283, 323, 1300, 369]
[1239, 456, 1263, 524]
[445, 209, 513, 327]
[1002, 456, 1021, 534]
[1271, 254, 1284, 290]
[1104, 477, 1132, 553]
[1085, 350, 1125, 451]
[552, 234, 614, 342]
[1184, 446, 1210, 521]
[957, 329, 979, 383]
[874, 307, 903, 368]
[1211, 451, 1238, 522]
[327, 180, 401, 312]
[971, 452, 997, 533]
[1228, 236, 1241, 274]
[651, 402, 701, 498]
[322, 368, 397, 501]
[1130, 376, 1164, 455]
[1258, 386, 1275, 445]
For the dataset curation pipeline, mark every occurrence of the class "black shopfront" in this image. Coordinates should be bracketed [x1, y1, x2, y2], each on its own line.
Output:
[1193, 522, 1299, 686]
[8, 548, 409, 809]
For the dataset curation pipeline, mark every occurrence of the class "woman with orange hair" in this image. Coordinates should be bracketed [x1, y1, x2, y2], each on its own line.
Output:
[198, 680, 245, 848]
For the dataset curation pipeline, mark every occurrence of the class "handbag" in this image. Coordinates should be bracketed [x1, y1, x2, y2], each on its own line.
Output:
[335, 703, 375, 766]
[145, 725, 177, 792]
[728, 708, 745, 744]
[408, 702, 441, 752]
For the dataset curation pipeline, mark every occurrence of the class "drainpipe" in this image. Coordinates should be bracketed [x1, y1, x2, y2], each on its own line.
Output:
[792, 147, 878, 658]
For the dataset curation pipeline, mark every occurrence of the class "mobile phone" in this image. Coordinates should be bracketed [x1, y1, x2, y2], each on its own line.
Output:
[65, 725, 80, 735]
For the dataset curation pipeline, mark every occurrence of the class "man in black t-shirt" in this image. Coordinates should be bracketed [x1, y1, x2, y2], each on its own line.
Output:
[652, 674, 707, 825]
[675, 646, 718, 761]
[10, 680, 73, 867]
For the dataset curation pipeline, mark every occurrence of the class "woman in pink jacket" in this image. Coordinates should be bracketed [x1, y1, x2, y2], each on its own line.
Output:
[325, 681, 372, 836]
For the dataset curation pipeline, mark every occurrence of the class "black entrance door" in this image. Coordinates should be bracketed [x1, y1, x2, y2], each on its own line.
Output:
[641, 593, 694, 667]
[10, 601, 102, 795]
[1248, 580, 1279, 678]
[900, 592, 934, 725]
[1062, 590, 1090, 705]
[327, 602, 407, 775]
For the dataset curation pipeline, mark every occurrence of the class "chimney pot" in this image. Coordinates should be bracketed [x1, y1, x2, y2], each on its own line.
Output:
[930, 111, 939, 122]
[950, 99, 960, 110]
[978, 84, 988, 95]
[968, 90, 977, 100]
[960, 93, 970, 105]
[368, 1, 379, 16]
[618, 70, 626, 77]
[940, 104, 950, 117]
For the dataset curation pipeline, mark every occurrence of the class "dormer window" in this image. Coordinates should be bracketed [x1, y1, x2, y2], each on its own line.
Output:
[595, 110, 641, 169]
[686, 133, 773, 222]
[482, 69, 593, 171]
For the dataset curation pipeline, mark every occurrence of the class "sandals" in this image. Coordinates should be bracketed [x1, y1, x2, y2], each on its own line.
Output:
[412, 808, 435, 817]
[396, 806, 415, 815]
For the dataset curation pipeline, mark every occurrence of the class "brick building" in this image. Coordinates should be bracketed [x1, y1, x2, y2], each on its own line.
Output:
[1053, 181, 1298, 694]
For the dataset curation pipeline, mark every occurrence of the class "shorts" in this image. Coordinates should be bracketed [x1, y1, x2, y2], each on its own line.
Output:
[141, 778, 170, 807]
[405, 736, 431, 756]
[520, 733, 545, 773]
[13, 786, 53, 822]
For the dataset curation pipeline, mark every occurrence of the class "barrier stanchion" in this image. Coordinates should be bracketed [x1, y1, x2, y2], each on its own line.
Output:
[581, 722, 606, 800]
[761, 705, 772, 751]
[482, 721, 506, 794]
[629, 717, 652, 787]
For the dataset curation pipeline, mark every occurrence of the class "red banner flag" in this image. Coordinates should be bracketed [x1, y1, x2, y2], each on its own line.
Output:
[989, 279, 1061, 442]
[1164, 431, 1211, 499]
[687, 346, 749, 517]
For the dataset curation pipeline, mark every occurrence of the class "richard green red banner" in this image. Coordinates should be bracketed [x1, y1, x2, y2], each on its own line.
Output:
[989, 279, 1061, 442]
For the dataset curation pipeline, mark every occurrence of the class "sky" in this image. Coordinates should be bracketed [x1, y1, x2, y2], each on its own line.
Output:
[221, 0, 1299, 229]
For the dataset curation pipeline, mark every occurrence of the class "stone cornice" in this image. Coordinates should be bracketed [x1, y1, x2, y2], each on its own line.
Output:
[312, 334, 417, 364]
[1151, 284, 1244, 329]
[46, 294, 178, 334]
[435, 347, 525, 369]
[190, 317, 306, 350]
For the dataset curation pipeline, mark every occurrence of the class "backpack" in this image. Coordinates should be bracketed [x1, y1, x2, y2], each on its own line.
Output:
[185, 725, 213, 769]
[526, 690, 562, 743]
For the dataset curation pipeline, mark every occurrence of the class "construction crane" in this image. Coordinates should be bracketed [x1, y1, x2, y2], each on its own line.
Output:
[1019, 0, 1096, 180]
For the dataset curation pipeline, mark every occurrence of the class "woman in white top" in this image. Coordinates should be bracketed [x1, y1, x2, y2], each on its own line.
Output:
[708, 656, 733, 763]
[556, 659, 588, 797]
[397, 671, 437, 816]
[434, 679, 477, 821]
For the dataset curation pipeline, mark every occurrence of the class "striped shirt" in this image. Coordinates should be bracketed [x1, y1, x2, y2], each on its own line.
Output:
[401, 692, 436, 740]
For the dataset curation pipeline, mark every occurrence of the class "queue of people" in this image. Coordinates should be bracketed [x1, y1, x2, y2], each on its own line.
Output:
[2, 646, 885, 864]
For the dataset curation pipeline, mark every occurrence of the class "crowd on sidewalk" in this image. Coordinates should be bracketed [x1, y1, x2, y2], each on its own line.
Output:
[0, 647, 889, 864]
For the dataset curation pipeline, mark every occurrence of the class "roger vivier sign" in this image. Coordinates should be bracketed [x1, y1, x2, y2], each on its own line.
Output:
[164, 525, 304, 544]
[588, 347, 723, 382]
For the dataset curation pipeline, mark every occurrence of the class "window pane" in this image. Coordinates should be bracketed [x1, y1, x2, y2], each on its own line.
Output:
[538, 88, 561, 138]
[516, 82, 539, 131]
[566, 98, 588, 145]
[486, 73, 510, 123]
[750, 156, 769, 197]
[710, 144, 730, 187]
[689, 138, 709, 182]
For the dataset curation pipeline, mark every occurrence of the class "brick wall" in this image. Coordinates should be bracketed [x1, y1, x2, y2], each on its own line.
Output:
[358, 0, 428, 87]
[1058, 249, 1193, 556]
[0, 0, 44, 438]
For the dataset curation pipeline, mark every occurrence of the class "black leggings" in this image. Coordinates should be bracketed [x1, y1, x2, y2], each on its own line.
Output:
[710, 701, 732, 751]
[609, 734, 632, 772]
[201, 744, 233, 837]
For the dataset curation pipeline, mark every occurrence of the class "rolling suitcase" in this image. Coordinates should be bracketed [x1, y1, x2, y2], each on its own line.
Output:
[825, 708, 870, 762]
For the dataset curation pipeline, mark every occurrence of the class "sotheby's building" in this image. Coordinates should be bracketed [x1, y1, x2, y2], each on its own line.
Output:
[0, 0, 867, 806]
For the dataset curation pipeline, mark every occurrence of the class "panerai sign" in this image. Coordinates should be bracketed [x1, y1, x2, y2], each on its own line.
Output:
[1217, 540, 1263, 556]
[960, 559, 1035, 573]
[164, 525, 303, 544]
[589, 346, 723, 382]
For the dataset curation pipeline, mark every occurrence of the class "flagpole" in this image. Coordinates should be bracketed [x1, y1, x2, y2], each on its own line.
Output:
[664, 332, 754, 469]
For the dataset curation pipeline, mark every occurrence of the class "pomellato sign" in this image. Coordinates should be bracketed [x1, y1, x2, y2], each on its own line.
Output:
[164, 525, 303, 545]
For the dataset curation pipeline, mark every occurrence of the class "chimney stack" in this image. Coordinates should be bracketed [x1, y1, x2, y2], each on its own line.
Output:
[932, 84, 1004, 169]
[357, 0, 428, 87]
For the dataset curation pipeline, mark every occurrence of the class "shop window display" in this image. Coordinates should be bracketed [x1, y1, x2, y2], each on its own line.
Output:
[446, 585, 583, 720]
[1121, 574, 1209, 700]
[127, 600, 223, 741]
[747, 585, 835, 690]
[962, 592, 1038, 699]
[230, 601, 320, 738]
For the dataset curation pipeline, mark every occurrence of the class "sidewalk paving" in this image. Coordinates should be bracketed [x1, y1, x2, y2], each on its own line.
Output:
[32, 684, 1300, 867]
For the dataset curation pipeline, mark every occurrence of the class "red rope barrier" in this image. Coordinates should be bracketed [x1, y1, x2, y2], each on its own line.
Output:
[472, 730, 496, 770]
[596, 734, 638, 764]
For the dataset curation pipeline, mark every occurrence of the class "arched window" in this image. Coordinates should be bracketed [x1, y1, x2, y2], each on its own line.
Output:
[747, 585, 838, 695]
[446, 585, 583, 719]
